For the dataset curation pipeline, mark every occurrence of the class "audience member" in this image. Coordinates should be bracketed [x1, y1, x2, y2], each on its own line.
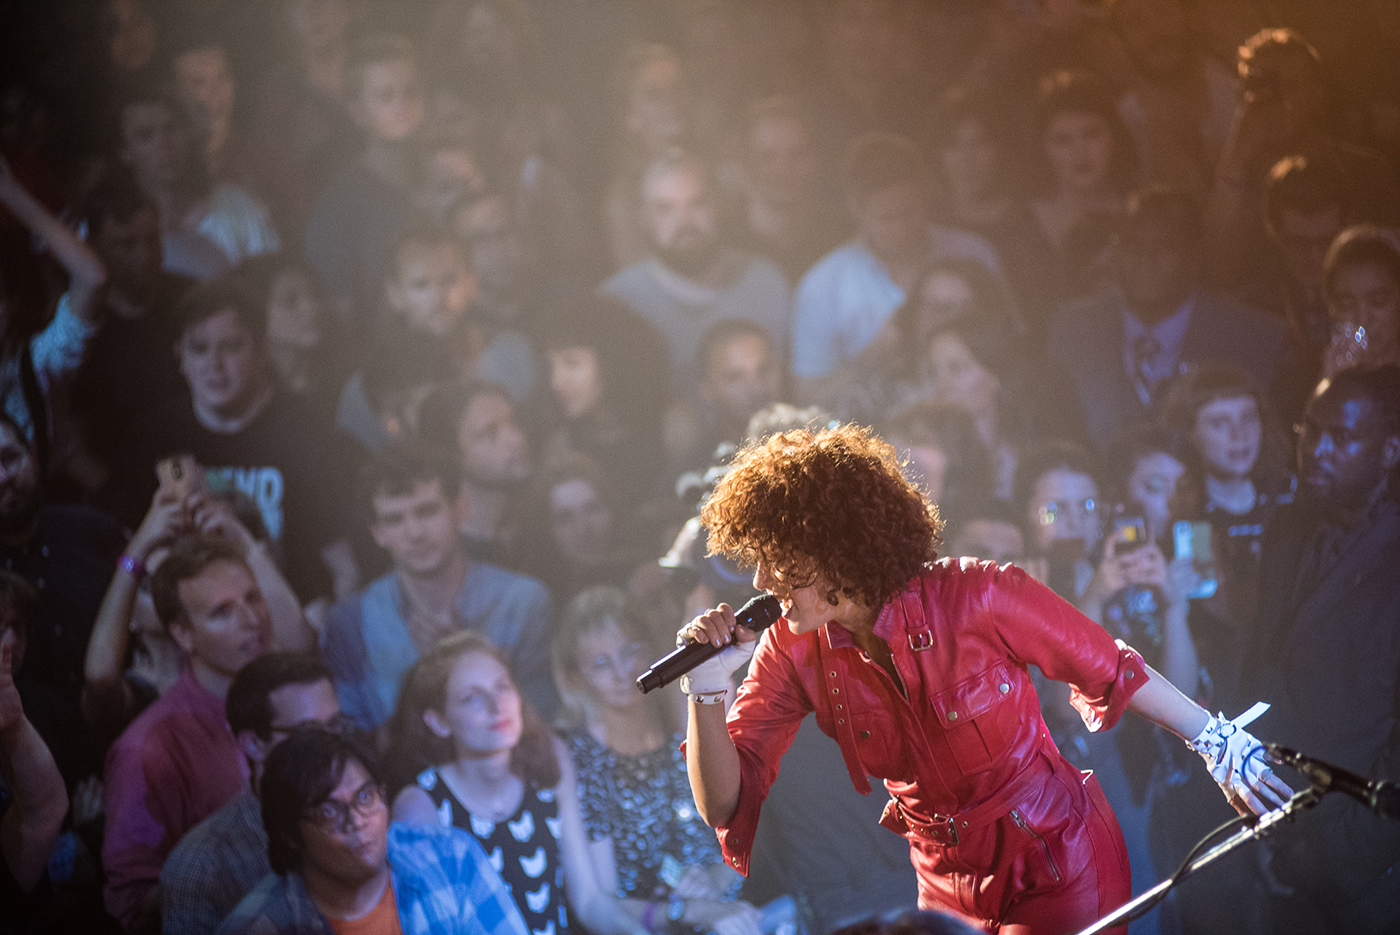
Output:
[167, 32, 243, 184]
[550, 588, 766, 935]
[303, 33, 427, 327]
[791, 133, 1000, 409]
[1246, 365, 1400, 934]
[160, 653, 344, 935]
[450, 189, 546, 331]
[1049, 187, 1290, 450]
[231, 254, 336, 413]
[602, 149, 790, 402]
[881, 402, 994, 538]
[114, 80, 281, 279]
[321, 448, 556, 733]
[1321, 225, 1400, 377]
[390, 630, 648, 935]
[668, 318, 784, 472]
[214, 727, 529, 935]
[946, 501, 1025, 566]
[112, 278, 359, 600]
[102, 536, 273, 930]
[417, 382, 534, 559]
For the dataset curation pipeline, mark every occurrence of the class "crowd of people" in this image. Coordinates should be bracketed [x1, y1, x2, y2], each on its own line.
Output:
[1, 1, 1399, 934]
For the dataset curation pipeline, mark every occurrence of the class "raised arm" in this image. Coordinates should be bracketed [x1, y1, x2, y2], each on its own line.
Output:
[0, 156, 106, 325]
[680, 604, 758, 827]
[1, 632, 69, 892]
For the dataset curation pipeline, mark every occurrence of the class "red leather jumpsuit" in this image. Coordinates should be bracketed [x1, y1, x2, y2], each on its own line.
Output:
[714, 559, 1146, 934]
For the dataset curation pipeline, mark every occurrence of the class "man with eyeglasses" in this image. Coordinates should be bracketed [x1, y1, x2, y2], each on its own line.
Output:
[1242, 365, 1400, 934]
[217, 728, 528, 935]
[161, 652, 347, 935]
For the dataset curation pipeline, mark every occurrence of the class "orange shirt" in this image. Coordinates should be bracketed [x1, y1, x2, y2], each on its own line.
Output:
[327, 877, 404, 935]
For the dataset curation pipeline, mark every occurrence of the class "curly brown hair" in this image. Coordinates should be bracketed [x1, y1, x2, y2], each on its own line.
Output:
[700, 424, 942, 609]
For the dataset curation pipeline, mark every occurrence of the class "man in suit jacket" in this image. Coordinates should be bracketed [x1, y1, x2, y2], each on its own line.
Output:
[1048, 189, 1291, 451]
[1245, 366, 1400, 935]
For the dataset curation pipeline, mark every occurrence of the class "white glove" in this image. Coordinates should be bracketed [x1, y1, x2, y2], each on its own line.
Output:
[676, 631, 755, 695]
[1187, 701, 1274, 810]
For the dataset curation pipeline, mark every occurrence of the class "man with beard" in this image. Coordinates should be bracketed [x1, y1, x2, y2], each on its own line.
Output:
[1243, 365, 1400, 935]
[320, 447, 556, 734]
[602, 150, 790, 401]
[0, 413, 123, 776]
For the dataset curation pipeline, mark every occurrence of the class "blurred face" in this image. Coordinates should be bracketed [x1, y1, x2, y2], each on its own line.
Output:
[286, 0, 349, 52]
[1113, 0, 1190, 77]
[0, 423, 40, 532]
[574, 625, 646, 711]
[1327, 261, 1400, 353]
[169, 560, 272, 679]
[1043, 110, 1115, 194]
[1297, 387, 1400, 511]
[426, 651, 522, 756]
[1195, 395, 1262, 480]
[352, 59, 425, 142]
[298, 759, 389, 887]
[939, 118, 1000, 203]
[549, 347, 603, 419]
[387, 242, 476, 337]
[896, 442, 948, 503]
[457, 393, 531, 486]
[266, 270, 323, 349]
[1028, 468, 1100, 553]
[1241, 49, 1326, 146]
[852, 180, 929, 263]
[924, 334, 1000, 422]
[120, 101, 187, 189]
[642, 165, 719, 271]
[1127, 451, 1185, 538]
[455, 196, 529, 313]
[91, 206, 162, 296]
[460, 1, 520, 73]
[109, 0, 157, 71]
[417, 148, 487, 221]
[1275, 205, 1344, 294]
[950, 519, 1024, 564]
[370, 479, 462, 577]
[173, 46, 235, 133]
[913, 271, 978, 341]
[1116, 219, 1198, 321]
[550, 478, 613, 564]
[179, 309, 270, 418]
[746, 113, 817, 206]
[700, 334, 780, 430]
[625, 55, 686, 150]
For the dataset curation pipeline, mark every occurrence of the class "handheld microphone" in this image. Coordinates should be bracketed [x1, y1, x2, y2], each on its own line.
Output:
[1266, 743, 1400, 820]
[636, 594, 782, 694]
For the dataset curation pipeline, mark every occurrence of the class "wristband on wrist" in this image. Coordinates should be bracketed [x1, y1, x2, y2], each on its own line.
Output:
[118, 554, 147, 584]
[641, 902, 660, 933]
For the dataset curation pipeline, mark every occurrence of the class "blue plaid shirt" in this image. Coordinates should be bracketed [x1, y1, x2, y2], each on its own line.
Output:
[214, 822, 529, 935]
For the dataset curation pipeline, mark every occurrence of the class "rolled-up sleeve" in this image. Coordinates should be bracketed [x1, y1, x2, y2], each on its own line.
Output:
[985, 564, 1148, 733]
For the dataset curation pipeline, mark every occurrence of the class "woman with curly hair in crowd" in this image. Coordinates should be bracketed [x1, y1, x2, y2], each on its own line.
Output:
[679, 423, 1291, 934]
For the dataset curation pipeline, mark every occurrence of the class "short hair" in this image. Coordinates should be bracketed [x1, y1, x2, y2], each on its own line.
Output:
[1157, 363, 1290, 492]
[840, 133, 925, 206]
[1122, 186, 1202, 245]
[1012, 440, 1100, 519]
[552, 586, 658, 728]
[1321, 364, 1400, 437]
[1031, 69, 1139, 195]
[697, 318, 772, 378]
[261, 729, 383, 875]
[416, 380, 515, 451]
[344, 33, 418, 101]
[150, 536, 250, 630]
[385, 631, 559, 791]
[744, 403, 834, 444]
[229, 253, 319, 315]
[701, 424, 942, 608]
[81, 166, 158, 239]
[0, 571, 39, 642]
[176, 278, 267, 342]
[1238, 28, 1322, 79]
[226, 653, 333, 739]
[1102, 422, 1188, 504]
[1324, 225, 1400, 296]
[357, 443, 462, 520]
[1264, 154, 1347, 237]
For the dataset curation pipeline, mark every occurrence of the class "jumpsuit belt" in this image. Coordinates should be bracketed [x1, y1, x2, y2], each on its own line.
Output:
[880, 751, 1056, 847]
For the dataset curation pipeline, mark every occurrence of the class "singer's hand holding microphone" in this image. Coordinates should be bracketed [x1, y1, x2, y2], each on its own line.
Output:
[635, 595, 782, 696]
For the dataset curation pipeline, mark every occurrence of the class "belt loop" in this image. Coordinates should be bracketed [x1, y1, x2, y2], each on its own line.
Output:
[908, 629, 933, 652]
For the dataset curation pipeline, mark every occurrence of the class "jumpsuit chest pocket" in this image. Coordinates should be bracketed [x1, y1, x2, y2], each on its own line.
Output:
[928, 662, 1017, 773]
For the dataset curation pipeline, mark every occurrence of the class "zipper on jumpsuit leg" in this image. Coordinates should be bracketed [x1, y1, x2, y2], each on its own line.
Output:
[1010, 808, 1062, 883]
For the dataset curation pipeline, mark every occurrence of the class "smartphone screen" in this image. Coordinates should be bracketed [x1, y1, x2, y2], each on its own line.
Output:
[1113, 516, 1147, 556]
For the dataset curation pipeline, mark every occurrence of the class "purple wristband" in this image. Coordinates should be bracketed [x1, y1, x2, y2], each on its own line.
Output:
[641, 902, 660, 933]
[119, 554, 147, 583]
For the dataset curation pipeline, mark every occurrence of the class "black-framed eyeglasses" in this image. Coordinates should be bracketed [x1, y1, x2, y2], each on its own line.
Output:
[303, 782, 386, 834]
[268, 713, 356, 739]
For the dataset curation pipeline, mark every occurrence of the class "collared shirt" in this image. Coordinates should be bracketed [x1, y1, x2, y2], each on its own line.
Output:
[103, 667, 249, 928]
[160, 788, 269, 935]
[1121, 296, 1194, 401]
[215, 823, 531, 935]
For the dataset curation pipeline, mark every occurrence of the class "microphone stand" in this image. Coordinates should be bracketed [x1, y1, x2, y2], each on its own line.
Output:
[1073, 786, 1322, 935]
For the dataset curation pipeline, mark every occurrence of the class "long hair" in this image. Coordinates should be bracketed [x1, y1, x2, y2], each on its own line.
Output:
[1029, 69, 1139, 197]
[386, 631, 559, 791]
